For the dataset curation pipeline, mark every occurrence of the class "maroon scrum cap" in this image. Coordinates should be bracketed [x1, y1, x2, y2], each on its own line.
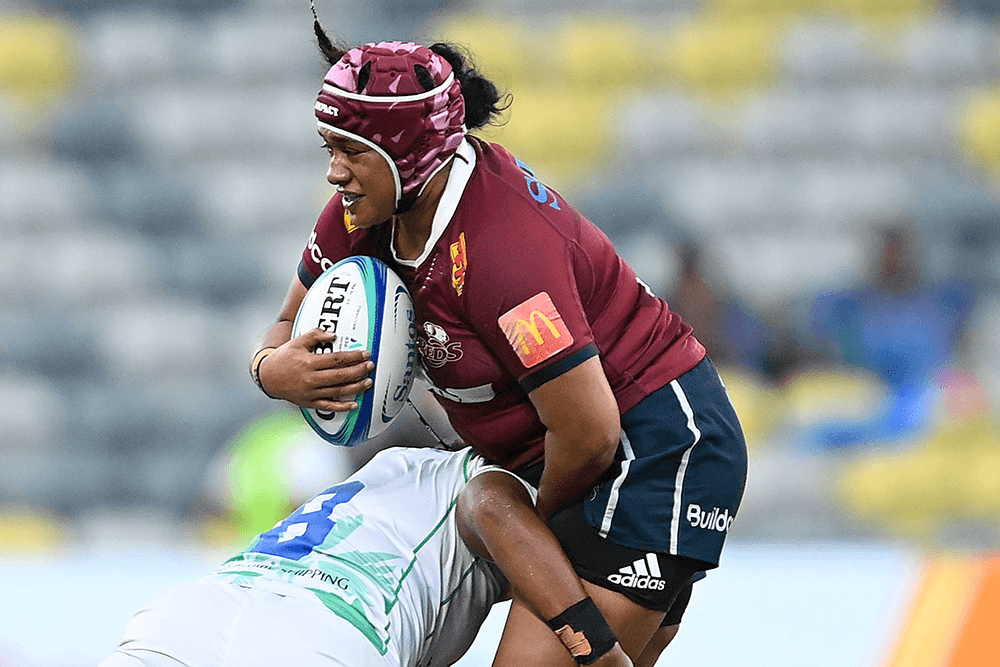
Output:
[314, 41, 466, 209]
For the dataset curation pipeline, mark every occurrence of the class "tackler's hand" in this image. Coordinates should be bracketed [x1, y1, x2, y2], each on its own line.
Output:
[258, 328, 374, 411]
[591, 644, 633, 667]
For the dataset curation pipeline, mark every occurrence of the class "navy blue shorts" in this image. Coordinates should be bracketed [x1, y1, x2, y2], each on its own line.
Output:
[518, 357, 747, 610]
[584, 356, 747, 566]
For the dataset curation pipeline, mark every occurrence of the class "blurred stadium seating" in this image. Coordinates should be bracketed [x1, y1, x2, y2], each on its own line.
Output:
[1, 0, 999, 562]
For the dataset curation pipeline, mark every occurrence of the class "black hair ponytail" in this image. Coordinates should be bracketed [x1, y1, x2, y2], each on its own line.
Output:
[311, 0, 347, 66]
[429, 42, 510, 129]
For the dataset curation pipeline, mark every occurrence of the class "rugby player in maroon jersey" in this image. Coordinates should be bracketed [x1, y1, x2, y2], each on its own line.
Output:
[251, 17, 747, 667]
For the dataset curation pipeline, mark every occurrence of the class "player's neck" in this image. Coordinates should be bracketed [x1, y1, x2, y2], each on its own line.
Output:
[393, 163, 453, 261]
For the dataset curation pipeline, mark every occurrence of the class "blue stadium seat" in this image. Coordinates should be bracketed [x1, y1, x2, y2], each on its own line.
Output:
[916, 179, 1000, 291]
[901, 19, 997, 87]
[577, 169, 680, 244]
[49, 376, 257, 514]
[739, 90, 850, 157]
[0, 372, 68, 455]
[84, 10, 192, 83]
[954, 0, 1000, 18]
[794, 162, 914, 228]
[713, 232, 866, 305]
[665, 158, 805, 234]
[90, 297, 232, 381]
[121, 378, 258, 515]
[616, 93, 714, 161]
[780, 20, 876, 87]
[148, 237, 270, 309]
[0, 230, 152, 309]
[843, 87, 951, 159]
[40, 0, 244, 19]
[201, 12, 316, 80]
[127, 83, 320, 163]
[96, 165, 202, 237]
[0, 308, 104, 380]
[0, 160, 97, 232]
[194, 161, 328, 236]
[52, 101, 142, 170]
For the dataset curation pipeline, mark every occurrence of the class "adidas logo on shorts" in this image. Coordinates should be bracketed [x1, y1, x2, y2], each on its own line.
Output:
[607, 553, 666, 590]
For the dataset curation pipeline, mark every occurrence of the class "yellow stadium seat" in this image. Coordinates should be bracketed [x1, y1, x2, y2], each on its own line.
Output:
[834, 411, 1000, 545]
[659, 17, 784, 100]
[707, 0, 933, 17]
[923, 416, 1000, 520]
[957, 88, 1000, 187]
[781, 364, 887, 426]
[474, 86, 615, 192]
[0, 13, 78, 118]
[553, 16, 646, 91]
[835, 0, 934, 20]
[964, 447, 1000, 520]
[707, 0, 824, 16]
[716, 365, 782, 450]
[835, 447, 963, 543]
[425, 14, 539, 91]
[704, 0, 931, 44]
[0, 505, 67, 555]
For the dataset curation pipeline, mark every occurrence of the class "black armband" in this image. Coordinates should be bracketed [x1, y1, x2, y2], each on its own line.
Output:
[547, 597, 618, 665]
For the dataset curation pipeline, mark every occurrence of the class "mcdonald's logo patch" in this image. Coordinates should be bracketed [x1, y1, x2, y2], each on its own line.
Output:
[450, 232, 467, 296]
[498, 292, 573, 368]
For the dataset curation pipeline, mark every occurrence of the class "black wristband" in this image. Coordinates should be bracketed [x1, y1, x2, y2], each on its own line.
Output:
[547, 597, 618, 665]
[250, 347, 278, 399]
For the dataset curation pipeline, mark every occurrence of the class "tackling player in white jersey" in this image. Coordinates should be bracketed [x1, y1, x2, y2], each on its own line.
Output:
[101, 446, 516, 667]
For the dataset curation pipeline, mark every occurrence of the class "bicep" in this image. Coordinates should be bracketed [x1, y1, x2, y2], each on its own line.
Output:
[528, 355, 619, 445]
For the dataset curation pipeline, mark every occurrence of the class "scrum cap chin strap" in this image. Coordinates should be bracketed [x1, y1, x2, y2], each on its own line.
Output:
[314, 41, 467, 213]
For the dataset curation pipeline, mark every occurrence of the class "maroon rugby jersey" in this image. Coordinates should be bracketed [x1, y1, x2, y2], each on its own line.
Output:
[299, 137, 705, 470]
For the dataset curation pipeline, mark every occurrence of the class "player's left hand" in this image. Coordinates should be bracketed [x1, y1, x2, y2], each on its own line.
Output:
[258, 327, 374, 410]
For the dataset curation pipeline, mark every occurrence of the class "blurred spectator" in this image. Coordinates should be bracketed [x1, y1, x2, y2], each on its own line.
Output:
[804, 220, 978, 449]
[201, 408, 355, 546]
[667, 240, 794, 381]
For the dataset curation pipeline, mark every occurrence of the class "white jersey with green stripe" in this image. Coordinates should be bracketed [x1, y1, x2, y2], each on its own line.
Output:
[211, 446, 507, 667]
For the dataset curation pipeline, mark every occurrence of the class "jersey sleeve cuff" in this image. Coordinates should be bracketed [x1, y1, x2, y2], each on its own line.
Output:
[298, 259, 318, 289]
[519, 343, 599, 395]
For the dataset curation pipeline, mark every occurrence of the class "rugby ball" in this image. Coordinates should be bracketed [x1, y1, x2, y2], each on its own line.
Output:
[292, 255, 417, 447]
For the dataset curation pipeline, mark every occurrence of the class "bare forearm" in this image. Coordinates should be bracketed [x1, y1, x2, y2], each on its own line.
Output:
[458, 472, 633, 666]
[258, 318, 294, 351]
[458, 472, 588, 620]
[259, 277, 305, 351]
[536, 430, 616, 522]
[529, 356, 622, 522]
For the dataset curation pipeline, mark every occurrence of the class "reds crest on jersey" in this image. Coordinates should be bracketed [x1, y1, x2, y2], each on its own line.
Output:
[418, 321, 463, 369]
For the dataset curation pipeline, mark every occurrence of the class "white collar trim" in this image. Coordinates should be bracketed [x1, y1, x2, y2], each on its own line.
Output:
[392, 137, 476, 268]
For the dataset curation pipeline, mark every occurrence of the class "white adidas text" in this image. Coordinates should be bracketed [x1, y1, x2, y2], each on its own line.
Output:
[608, 554, 666, 590]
